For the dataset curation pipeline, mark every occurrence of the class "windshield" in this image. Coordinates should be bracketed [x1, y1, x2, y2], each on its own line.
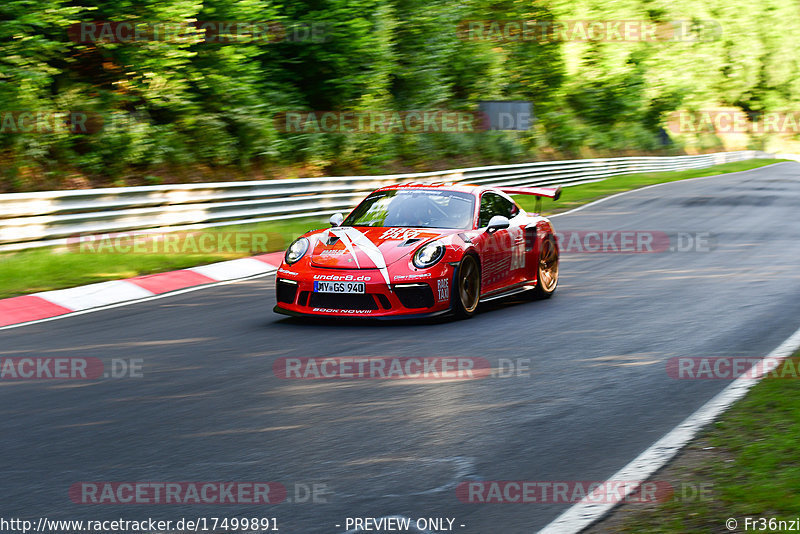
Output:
[343, 189, 476, 229]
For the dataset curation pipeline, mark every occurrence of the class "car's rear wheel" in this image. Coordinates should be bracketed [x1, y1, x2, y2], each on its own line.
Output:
[453, 254, 480, 319]
[533, 234, 559, 299]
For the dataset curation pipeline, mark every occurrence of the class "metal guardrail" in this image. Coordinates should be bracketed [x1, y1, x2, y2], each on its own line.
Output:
[0, 150, 771, 251]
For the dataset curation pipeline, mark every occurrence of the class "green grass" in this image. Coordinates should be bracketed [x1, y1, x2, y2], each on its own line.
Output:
[609, 353, 800, 533]
[0, 158, 788, 299]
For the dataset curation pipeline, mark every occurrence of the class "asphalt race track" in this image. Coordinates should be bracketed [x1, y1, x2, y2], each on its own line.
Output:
[2, 162, 800, 533]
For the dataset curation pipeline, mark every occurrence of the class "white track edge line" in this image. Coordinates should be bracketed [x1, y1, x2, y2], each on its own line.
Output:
[537, 323, 800, 534]
[0, 268, 278, 331]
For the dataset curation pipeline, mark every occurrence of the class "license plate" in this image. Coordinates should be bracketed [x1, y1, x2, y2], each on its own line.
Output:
[313, 281, 365, 294]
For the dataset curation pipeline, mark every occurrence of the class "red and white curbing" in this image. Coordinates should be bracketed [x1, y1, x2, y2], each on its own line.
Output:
[0, 252, 284, 328]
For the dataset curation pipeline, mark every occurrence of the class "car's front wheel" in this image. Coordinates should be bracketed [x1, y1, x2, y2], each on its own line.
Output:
[452, 254, 481, 319]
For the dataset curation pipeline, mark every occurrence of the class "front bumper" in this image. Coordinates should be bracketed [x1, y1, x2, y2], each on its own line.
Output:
[273, 304, 452, 321]
[273, 265, 454, 318]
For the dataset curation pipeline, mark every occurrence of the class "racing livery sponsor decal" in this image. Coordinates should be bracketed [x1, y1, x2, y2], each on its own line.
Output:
[311, 308, 373, 314]
[379, 228, 422, 240]
[393, 273, 433, 281]
[313, 274, 371, 281]
[510, 228, 526, 270]
[437, 279, 450, 302]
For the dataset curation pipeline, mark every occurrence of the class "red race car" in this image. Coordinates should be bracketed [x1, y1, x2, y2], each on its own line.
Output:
[273, 182, 560, 319]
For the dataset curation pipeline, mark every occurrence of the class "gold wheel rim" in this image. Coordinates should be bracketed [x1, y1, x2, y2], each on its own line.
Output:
[539, 237, 559, 293]
[459, 257, 480, 313]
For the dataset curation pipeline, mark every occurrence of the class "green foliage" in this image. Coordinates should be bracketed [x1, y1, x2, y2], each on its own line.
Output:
[1, 0, 799, 189]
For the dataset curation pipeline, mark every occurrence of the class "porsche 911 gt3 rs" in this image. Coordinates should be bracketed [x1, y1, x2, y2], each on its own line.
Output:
[274, 182, 560, 319]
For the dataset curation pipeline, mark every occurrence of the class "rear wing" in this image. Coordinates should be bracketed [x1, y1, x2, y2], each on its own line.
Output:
[499, 186, 561, 201]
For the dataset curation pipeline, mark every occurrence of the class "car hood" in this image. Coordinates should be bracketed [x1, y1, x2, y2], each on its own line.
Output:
[308, 226, 459, 271]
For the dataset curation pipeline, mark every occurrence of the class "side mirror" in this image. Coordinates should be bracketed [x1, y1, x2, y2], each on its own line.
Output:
[329, 213, 344, 227]
[487, 215, 510, 232]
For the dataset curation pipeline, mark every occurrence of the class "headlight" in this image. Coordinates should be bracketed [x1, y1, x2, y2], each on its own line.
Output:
[412, 243, 445, 269]
[285, 238, 309, 264]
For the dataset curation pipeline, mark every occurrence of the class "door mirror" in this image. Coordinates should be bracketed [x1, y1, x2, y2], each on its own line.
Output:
[329, 213, 344, 227]
[487, 215, 510, 232]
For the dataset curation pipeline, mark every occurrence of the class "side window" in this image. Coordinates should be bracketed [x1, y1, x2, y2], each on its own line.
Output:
[479, 193, 499, 227]
[496, 195, 518, 218]
[479, 192, 517, 227]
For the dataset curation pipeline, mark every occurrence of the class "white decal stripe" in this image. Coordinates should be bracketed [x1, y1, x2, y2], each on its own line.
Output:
[341, 227, 391, 286]
[331, 228, 361, 269]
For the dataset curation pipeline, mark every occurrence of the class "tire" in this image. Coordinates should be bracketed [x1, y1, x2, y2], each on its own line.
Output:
[452, 254, 481, 319]
[532, 233, 559, 299]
